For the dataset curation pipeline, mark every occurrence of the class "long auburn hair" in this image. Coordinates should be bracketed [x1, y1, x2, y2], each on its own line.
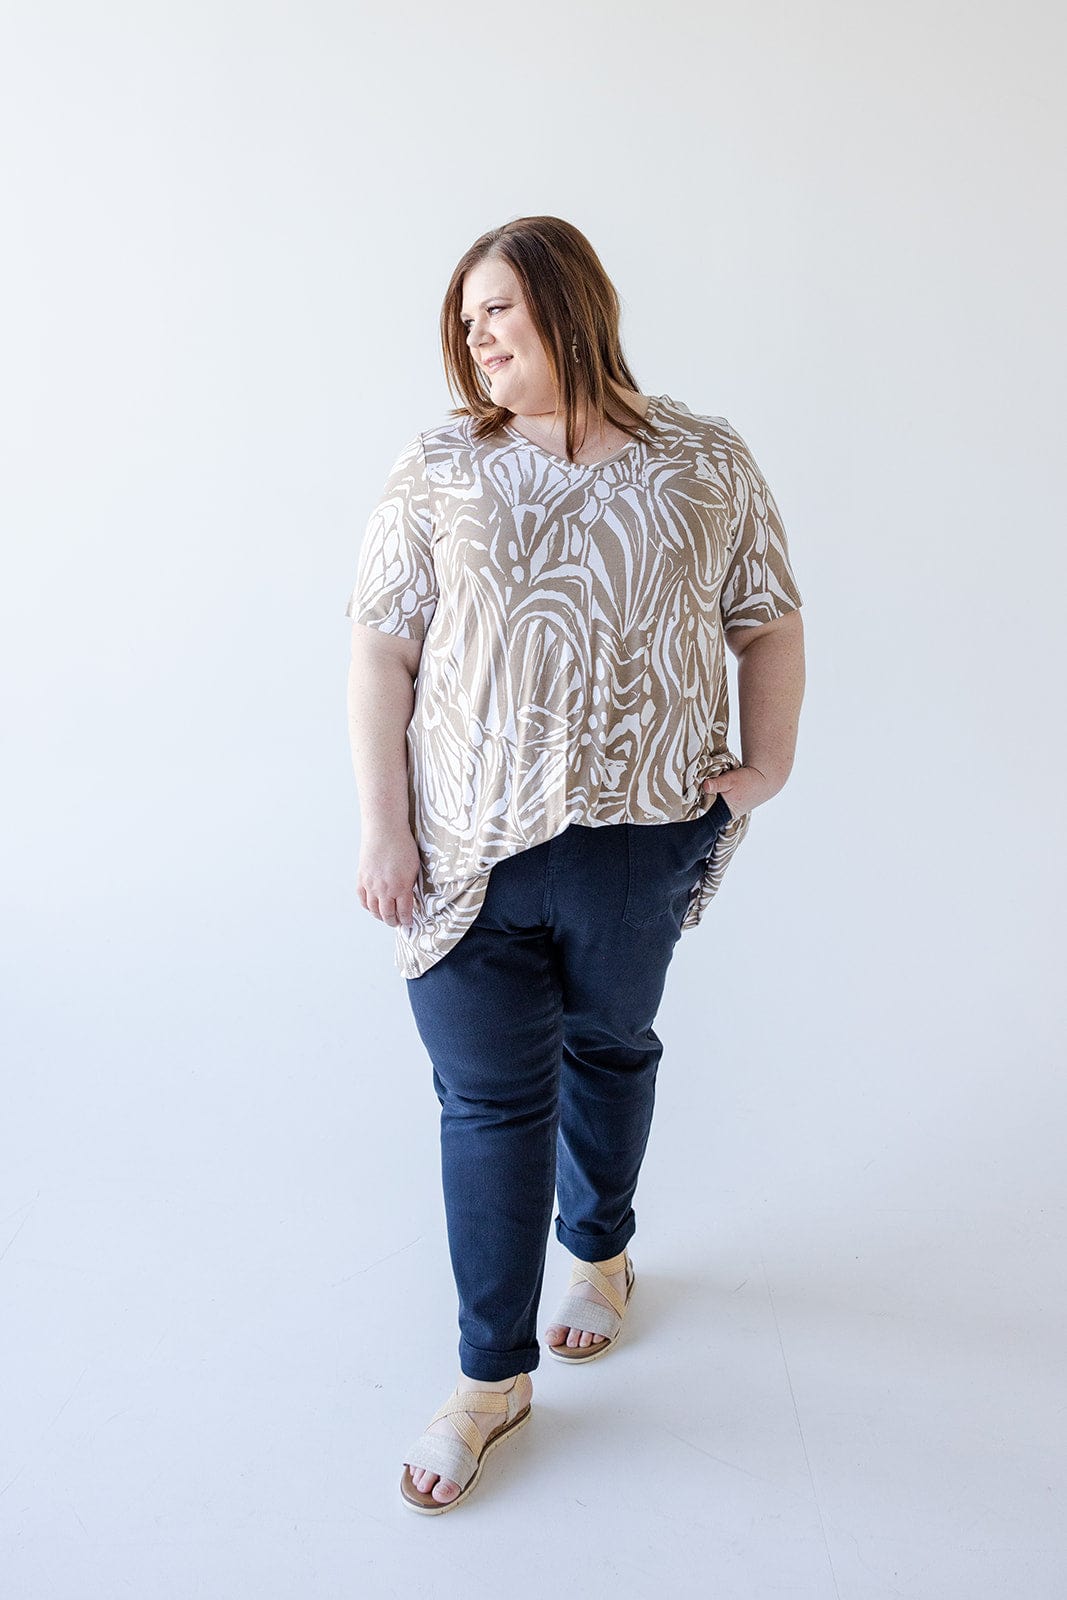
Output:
[440, 215, 658, 462]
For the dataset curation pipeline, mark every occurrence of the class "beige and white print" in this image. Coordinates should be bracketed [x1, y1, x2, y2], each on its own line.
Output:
[345, 395, 803, 979]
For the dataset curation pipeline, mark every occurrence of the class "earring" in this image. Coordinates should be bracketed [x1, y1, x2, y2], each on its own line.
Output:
[571, 335, 579, 360]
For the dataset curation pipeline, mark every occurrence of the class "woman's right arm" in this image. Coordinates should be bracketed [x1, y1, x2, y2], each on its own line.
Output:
[347, 620, 423, 931]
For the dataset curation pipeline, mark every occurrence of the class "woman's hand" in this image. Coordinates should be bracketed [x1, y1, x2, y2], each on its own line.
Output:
[701, 764, 778, 820]
[357, 824, 421, 932]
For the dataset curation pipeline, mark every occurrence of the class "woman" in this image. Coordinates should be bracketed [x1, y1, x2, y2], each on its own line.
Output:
[344, 216, 806, 1513]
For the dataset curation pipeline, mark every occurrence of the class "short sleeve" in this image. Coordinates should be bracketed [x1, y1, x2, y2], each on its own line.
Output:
[343, 433, 439, 642]
[718, 421, 804, 632]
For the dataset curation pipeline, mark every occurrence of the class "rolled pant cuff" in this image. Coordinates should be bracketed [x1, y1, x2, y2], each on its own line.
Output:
[554, 1216, 635, 1262]
[458, 1338, 541, 1382]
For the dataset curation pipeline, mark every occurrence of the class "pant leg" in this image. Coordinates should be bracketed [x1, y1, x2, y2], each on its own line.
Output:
[549, 802, 731, 1263]
[404, 841, 564, 1381]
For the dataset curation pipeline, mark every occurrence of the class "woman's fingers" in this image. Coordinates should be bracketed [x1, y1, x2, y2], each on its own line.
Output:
[373, 897, 411, 930]
[702, 764, 777, 814]
[394, 893, 414, 931]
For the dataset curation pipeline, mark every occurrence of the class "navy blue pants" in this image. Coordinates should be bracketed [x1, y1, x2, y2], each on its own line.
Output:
[404, 796, 732, 1381]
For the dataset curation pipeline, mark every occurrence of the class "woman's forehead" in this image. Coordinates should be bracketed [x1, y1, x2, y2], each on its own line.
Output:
[461, 260, 521, 310]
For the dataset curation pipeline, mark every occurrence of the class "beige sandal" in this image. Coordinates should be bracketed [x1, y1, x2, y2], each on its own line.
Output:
[400, 1376, 533, 1514]
[545, 1248, 635, 1362]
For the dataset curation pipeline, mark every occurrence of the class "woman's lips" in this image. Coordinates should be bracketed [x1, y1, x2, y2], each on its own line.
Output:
[485, 356, 511, 373]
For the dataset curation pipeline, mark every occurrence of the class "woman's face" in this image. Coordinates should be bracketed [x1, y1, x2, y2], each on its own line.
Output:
[460, 256, 559, 415]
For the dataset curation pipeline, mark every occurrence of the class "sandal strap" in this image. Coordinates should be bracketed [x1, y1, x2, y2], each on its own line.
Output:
[407, 1382, 523, 1483]
[432, 1388, 511, 1420]
[589, 1248, 630, 1276]
[550, 1290, 622, 1340]
[566, 1251, 629, 1316]
[429, 1387, 509, 1458]
[405, 1427, 479, 1489]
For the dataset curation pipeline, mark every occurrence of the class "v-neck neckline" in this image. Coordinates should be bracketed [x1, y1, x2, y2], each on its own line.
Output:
[502, 394, 661, 470]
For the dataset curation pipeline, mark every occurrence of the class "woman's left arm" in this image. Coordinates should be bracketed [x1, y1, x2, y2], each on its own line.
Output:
[702, 610, 806, 816]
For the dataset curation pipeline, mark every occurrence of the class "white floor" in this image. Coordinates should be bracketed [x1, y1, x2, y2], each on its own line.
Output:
[3, 801, 1064, 1599]
[2, 1152, 1063, 1598]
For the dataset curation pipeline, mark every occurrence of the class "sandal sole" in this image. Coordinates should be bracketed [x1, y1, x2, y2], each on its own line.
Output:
[400, 1403, 532, 1514]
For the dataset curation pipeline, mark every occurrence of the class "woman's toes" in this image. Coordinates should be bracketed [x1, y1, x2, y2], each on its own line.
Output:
[409, 1464, 459, 1501]
[548, 1322, 607, 1347]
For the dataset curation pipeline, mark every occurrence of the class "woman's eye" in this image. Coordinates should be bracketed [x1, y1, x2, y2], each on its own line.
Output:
[463, 305, 505, 330]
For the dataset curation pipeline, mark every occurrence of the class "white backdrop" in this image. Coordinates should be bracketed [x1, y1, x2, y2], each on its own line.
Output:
[2, 2, 1065, 1596]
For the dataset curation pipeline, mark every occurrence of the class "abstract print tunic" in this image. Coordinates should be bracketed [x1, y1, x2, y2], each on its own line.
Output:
[344, 395, 804, 979]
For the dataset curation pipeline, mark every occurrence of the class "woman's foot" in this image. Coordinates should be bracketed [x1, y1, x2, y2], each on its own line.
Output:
[545, 1256, 629, 1350]
[403, 1371, 533, 1506]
